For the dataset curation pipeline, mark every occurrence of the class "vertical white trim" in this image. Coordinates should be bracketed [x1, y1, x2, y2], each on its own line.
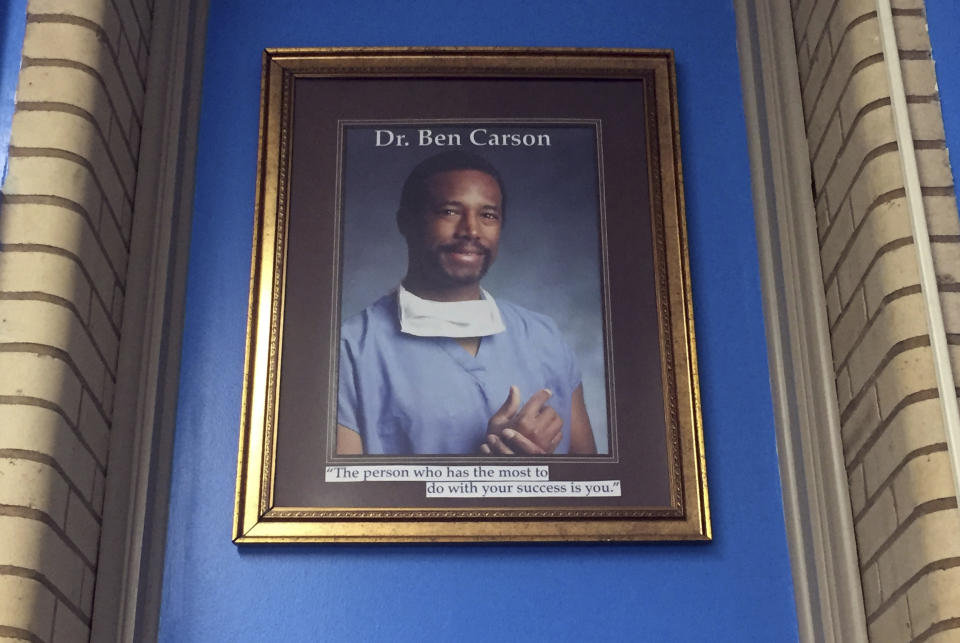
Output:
[90, 1, 208, 641]
[734, 2, 869, 641]
[875, 0, 960, 504]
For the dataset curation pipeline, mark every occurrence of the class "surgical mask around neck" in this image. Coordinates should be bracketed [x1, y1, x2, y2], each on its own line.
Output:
[397, 284, 505, 338]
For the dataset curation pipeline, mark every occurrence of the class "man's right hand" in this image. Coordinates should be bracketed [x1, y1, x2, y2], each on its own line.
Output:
[481, 385, 563, 455]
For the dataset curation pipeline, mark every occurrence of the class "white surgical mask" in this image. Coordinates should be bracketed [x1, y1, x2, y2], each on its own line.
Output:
[397, 284, 505, 338]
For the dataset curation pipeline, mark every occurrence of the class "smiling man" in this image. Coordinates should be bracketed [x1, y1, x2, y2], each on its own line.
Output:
[336, 151, 597, 456]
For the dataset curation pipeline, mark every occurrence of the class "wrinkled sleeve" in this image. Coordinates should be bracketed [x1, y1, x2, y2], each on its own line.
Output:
[539, 315, 581, 393]
[558, 322, 582, 393]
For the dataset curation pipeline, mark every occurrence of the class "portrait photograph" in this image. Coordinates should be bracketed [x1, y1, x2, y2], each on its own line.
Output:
[335, 122, 611, 459]
[233, 48, 709, 542]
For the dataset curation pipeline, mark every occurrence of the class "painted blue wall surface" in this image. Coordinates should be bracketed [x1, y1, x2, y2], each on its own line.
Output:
[0, 0, 27, 185]
[160, 1, 798, 641]
[926, 0, 960, 193]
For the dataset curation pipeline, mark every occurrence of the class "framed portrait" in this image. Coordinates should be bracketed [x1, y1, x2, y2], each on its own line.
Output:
[233, 48, 709, 542]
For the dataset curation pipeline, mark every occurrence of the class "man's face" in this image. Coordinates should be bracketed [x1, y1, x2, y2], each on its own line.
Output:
[406, 169, 503, 289]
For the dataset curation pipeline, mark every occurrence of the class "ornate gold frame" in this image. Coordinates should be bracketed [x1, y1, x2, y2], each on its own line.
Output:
[233, 48, 709, 542]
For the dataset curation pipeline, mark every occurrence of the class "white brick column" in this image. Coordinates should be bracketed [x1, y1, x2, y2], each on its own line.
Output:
[0, 1, 154, 640]
[790, 0, 960, 640]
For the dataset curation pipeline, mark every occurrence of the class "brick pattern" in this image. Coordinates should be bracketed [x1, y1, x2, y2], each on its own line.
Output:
[0, 0, 154, 641]
[791, 0, 960, 640]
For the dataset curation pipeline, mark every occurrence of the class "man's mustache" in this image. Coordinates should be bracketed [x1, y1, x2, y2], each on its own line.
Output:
[439, 241, 490, 255]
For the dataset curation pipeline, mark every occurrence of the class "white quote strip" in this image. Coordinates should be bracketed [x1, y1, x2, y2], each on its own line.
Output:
[426, 480, 621, 498]
[325, 464, 621, 499]
[326, 464, 549, 482]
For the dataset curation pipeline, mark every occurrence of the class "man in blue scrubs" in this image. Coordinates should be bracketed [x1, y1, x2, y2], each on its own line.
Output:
[336, 152, 597, 456]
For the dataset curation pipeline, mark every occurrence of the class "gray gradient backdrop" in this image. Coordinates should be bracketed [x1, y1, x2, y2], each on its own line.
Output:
[339, 123, 610, 452]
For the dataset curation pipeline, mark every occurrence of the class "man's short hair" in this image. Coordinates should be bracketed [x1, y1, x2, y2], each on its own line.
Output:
[396, 151, 507, 232]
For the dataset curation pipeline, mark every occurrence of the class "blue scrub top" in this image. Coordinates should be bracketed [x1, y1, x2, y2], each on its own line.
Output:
[338, 291, 582, 455]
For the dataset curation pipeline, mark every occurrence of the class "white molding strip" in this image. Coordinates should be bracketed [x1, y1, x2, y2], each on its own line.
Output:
[875, 0, 960, 505]
[733, 2, 869, 641]
[89, 1, 209, 641]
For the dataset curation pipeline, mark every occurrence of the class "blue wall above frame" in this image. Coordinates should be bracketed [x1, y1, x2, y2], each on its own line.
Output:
[0, 0, 27, 185]
[926, 0, 960, 196]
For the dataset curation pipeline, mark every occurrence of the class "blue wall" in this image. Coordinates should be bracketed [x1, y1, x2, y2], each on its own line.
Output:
[159, 1, 798, 641]
[926, 0, 960, 192]
[0, 0, 27, 185]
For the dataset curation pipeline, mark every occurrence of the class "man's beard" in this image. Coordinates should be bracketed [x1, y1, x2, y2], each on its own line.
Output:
[427, 240, 493, 286]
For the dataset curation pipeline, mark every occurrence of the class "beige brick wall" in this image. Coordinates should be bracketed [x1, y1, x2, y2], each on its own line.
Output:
[0, 0, 154, 640]
[791, 0, 960, 640]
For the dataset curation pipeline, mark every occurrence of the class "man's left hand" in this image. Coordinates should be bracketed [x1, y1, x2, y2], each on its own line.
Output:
[481, 385, 563, 454]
